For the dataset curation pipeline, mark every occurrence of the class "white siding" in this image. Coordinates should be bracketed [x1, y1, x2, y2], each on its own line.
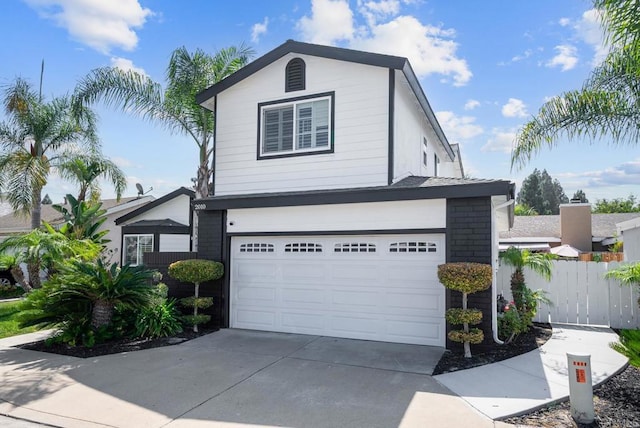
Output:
[121, 194, 191, 226]
[214, 54, 390, 196]
[393, 71, 461, 180]
[226, 199, 446, 234]
[623, 227, 640, 261]
[159, 234, 190, 252]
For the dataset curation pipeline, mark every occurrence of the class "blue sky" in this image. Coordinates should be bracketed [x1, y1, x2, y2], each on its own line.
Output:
[1, 0, 638, 204]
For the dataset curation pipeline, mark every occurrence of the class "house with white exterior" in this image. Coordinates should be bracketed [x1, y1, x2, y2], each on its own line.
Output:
[115, 187, 194, 266]
[193, 40, 514, 349]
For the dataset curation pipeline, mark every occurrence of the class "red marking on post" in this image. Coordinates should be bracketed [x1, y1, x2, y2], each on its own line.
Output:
[576, 368, 586, 383]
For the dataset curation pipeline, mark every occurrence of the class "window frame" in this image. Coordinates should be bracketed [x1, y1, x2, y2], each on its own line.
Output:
[123, 234, 154, 266]
[257, 92, 335, 160]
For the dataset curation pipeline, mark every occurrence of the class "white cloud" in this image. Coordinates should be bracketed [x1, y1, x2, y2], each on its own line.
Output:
[297, 0, 354, 44]
[481, 128, 517, 153]
[574, 8, 608, 65]
[557, 159, 640, 188]
[464, 99, 480, 110]
[546, 44, 578, 71]
[25, 0, 153, 54]
[436, 111, 483, 142]
[297, 0, 472, 86]
[559, 17, 571, 27]
[501, 98, 528, 118]
[110, 57, 146, 75]
[251, 17, 269, 43]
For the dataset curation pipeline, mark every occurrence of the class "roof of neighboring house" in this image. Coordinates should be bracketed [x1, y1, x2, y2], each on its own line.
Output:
[197, 175, 515, 210]
[196, 39, 455, 161]
[0, 196, 149, 234]
[115, 187, 195, 225]
[500, 213, 640, 241]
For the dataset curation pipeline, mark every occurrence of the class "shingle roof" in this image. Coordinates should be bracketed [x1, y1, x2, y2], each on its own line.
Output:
[500, 212, 640, 240]
[0, 197, 141, 232]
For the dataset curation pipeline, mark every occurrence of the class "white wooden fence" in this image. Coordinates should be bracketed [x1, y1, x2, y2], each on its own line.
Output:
[496, 260, 640, 329]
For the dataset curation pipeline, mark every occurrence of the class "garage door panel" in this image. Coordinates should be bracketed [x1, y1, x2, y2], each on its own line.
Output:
[231, 235, 446, 346]
[235, 261, 278, 280]
[281, 288, 325, 305]
[331, 289, 380, 308]
[235, 309, 276, 329]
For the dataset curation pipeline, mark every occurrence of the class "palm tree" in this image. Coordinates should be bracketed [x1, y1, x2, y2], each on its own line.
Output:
[511, 0, 640, 169]
[74, 45, 254, 200]
[499, 247, 555, 323]
[0, 77, 101, 229]
[58, 156, 127, 203]
[0, 223, 100, 289]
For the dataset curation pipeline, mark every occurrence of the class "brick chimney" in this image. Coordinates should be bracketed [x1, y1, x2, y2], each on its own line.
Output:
[560, 203, 592, 252]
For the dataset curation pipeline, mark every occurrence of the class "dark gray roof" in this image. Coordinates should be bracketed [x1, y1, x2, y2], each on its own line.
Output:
[196, 40, 456, 161]
[198, 175, 515, 210]
[124, 219, 188, 228]
[500, 213, 640, 240]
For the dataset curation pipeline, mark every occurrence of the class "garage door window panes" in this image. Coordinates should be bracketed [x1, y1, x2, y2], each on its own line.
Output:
[240, 243, 275, 253]
[389, 242, 437, 253]
[284, 243, 322, 252]
[124, 234, 153, 266]
[334, 243, 376, 253]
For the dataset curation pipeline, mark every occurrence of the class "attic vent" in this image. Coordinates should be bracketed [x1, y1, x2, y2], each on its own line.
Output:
[285, 58, 306, 92]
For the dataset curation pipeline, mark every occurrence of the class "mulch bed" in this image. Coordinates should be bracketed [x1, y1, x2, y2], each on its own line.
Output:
[19, 327, 218, 358]
[433, 323, 552, 375]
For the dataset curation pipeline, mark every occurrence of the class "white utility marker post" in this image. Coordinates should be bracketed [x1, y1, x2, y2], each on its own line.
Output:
[567, 353, 595, 424]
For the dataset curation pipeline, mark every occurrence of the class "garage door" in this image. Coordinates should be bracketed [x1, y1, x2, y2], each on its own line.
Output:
[230, 235, 446, 346]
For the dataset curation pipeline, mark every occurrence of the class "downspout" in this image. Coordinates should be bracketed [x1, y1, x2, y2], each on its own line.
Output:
[491, 198, 515, 345]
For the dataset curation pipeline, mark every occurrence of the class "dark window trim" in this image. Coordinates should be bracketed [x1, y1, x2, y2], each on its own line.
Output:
[285, 58, 306, 92]
[226, 228, 446, 237]
[256, 91, 335, 160]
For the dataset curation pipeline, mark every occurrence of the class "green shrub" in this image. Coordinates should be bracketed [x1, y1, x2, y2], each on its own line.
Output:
[135, 299, 183, 339]
[438, 263, 492, 294]
[445, 308, 483, 325]
[448, 328, 484, 344]
[168, 259, 223, 284]
[179, 296, 213, 309]
[0, 284, 25, 299]
[182, 314, 211, 327]
[610, 329, 640, 368]
[498, 303, 528, 343]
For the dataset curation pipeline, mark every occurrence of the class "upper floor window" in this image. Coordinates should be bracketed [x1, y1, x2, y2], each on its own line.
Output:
[258, 92, 334, 158]
[285, 58, 306, 92]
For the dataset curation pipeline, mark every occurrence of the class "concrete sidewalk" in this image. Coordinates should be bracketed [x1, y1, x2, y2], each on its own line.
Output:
[434, 323, 628, 420]
[0, 325, 627, 427]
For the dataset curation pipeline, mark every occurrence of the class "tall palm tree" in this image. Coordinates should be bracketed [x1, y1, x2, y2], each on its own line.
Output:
[499, 247, 554, 321]
[74, 45, 254, 200]
[58, 156, 127, 203]
[511, 0, 640, 169]
[0, 77, 101, 229]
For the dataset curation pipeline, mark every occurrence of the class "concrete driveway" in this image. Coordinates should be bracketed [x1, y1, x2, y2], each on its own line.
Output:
[0, 330, 499, 428]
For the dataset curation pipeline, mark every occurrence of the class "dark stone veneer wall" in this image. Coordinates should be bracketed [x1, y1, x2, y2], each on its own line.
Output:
[446, 197, 494, 351]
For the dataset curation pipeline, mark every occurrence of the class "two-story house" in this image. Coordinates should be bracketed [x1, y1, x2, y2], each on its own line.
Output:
[194, 40, 514, 349]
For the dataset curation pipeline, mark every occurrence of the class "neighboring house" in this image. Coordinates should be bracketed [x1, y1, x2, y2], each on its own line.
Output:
[115, 187, 194, 266]
[500, 203, 638, 252]
[193, 40, 514, 349]
[617, 217, 640, 261]
[0, 196, 154, 264]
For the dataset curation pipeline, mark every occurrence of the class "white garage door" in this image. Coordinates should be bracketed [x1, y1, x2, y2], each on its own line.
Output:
[230, 235, 446, 346]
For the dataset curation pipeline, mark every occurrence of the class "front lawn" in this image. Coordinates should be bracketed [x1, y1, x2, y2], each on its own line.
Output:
[0, 300, 39, 339]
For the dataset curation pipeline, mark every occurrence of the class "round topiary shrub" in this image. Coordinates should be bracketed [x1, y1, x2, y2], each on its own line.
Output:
[168, 259, 224, 332]
[438, 262, 493, 358]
